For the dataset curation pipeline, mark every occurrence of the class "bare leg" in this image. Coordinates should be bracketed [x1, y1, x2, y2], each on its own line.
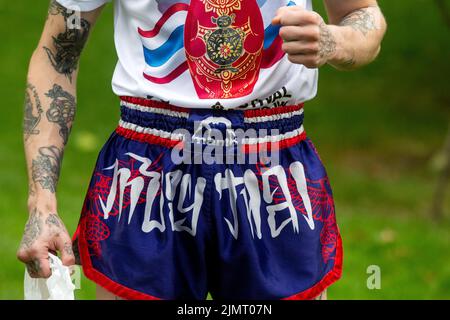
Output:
[96, 285, 123, 300]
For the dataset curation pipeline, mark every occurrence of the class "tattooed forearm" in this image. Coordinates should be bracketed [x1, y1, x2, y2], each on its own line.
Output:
[23, 82, 43, 141]
[31, 146, 63, 193]
[45, 84, 76, 144]
[319, 22, 337, 59]
[339, 8, 378, 36]
[326, 6, 385, 70]
[43, 2, 91, 82]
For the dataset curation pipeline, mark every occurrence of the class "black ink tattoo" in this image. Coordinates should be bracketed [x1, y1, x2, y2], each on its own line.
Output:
[23, 82, 43, 141]
[319, 22, 336, 59]
[48, 0, 67, 16]
[43, 1, 91, 82]
[339, 8, 378, 36]
[26, 259, 41, 277]
[64, 242, 74, 256]
[31, 146, 63, 193]
[20, 208, 43, 249]
[28, 183, 36, 197]
[45, 84, 76, 144]
[45, 213, 69, 238]
[45, 213, 62, 228]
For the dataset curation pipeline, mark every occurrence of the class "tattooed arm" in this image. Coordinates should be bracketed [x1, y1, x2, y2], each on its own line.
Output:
[18, 1, 104, 278]
[323, 0, 387, 70]
[273, 0, 386, 70]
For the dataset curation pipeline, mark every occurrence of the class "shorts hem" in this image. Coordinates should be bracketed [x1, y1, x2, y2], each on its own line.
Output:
[75, 223, 343, 300]
[75, 225, 163, 300]
[281, 233, 344, 300]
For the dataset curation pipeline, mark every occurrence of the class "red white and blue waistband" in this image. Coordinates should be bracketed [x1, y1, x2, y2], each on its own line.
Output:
[116, 96, 307, 150]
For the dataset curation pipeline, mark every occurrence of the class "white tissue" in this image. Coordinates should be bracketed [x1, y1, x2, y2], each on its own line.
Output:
[24, 253, 75, 300]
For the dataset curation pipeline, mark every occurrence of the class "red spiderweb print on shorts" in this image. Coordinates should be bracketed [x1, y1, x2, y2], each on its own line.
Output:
[255, 162, 338, 264]
[81, 153, 164, 257]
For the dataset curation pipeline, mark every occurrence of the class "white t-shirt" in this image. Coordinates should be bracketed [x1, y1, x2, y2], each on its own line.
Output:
[57, 0, 318, 110]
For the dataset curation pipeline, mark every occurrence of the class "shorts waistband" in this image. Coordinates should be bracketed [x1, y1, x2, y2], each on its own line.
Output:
[116, 96, 306, 150]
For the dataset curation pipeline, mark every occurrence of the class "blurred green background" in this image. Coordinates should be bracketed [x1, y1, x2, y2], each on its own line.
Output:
[0, 0, 449, 300]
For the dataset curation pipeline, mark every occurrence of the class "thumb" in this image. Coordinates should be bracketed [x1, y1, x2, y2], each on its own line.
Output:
[56, 234, 76, 266]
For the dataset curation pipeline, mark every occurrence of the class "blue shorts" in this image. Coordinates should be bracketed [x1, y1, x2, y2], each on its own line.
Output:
[73, 97, 343, 300]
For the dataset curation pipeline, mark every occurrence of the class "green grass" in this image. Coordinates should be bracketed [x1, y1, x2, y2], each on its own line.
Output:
[0, 0, 449, 299]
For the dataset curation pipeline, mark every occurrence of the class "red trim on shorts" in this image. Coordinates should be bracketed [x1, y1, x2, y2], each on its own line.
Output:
[282, 232, 344, 300]
[117, 122, 306, 152]
[120, 96, 188, 113]
[76, 220, 162, 300]
[243, 131, 307, 154]
[244, 103, 304, 118]
[115, 126, 183, 149]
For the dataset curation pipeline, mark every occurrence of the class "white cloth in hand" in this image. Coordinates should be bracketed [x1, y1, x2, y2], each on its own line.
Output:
[24, 253, 75, 300]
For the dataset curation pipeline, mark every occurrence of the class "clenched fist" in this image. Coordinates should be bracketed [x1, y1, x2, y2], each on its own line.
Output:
[17, 209, 75, 278]
[272, 5, 337, 68]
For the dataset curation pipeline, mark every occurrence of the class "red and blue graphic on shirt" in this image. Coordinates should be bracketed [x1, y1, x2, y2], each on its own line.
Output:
[138, 0, 296, 99]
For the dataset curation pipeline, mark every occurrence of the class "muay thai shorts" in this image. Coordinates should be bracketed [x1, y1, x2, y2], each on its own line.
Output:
[73, 96, 343, 300]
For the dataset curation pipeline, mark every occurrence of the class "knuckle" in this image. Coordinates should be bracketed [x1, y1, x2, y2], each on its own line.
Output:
[314, 14, 322, 25]
[309, 12, 321, 25]
[311, 27, 321, 40]
[65, 256, 76, 265]
[17, 249, 29, 262]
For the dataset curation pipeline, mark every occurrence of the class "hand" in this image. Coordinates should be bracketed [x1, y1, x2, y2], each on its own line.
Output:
[272, 5, 337, 68]
[17, 208, 75, 278]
